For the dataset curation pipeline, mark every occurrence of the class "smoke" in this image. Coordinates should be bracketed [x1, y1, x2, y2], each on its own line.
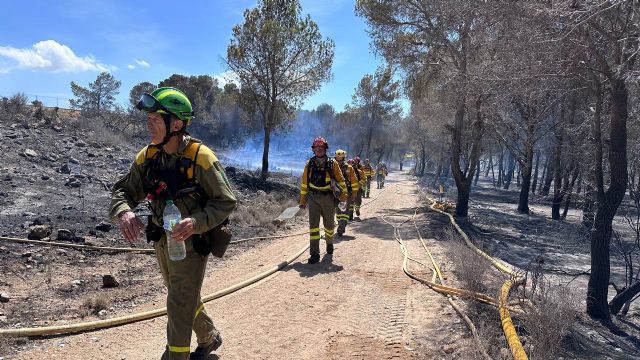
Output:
[220, 110, 359, 175]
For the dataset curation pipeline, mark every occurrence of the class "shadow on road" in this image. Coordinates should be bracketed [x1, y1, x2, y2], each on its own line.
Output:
[286, 255, 344, 278]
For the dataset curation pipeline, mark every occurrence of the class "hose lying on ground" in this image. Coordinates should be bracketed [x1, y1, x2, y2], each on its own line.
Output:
[0, 230, 312, 253]
[0, 243, 309, 337]
[423, 192, 528, 360]
[381, 209, 492, 360]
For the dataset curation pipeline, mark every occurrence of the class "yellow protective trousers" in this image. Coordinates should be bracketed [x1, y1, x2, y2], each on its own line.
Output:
[155, 236, 218, 360]
[307, 191, 336, 255]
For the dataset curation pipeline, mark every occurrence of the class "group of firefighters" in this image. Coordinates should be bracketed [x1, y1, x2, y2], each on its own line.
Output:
[110, 86, 394, 359]
[299, 137, 389, 264]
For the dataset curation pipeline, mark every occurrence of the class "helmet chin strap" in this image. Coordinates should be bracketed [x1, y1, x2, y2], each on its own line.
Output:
[150, 113, 187, 149]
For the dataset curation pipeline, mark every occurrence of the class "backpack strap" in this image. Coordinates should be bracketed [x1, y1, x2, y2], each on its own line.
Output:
[181, 140, 202, 180]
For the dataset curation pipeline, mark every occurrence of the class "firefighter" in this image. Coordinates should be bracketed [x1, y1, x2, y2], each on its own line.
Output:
[299, 137, 347, 264]
[376, 162, 389, 189]
[334, 150, 358, 234]
[111, 87, 237, 359]
[349, 158, 366, 218]
[362, 158, 374, 198]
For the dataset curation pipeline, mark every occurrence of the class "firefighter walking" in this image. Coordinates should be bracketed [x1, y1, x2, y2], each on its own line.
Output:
[299, 137, 347, 264]
[362, 159, 374, 198]
[376, 162, 388, 189]
[111, 87, 237, 359]
[349, 157, 366, 219]
[335, 150, 358, 235]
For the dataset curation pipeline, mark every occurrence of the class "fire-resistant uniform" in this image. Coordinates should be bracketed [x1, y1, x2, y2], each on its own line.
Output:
[362, 162, 374, 198]
[336, 160, 359, 234]
[300, 156, 347, 258]
[376, 163, 388, 189]
[110, 136, 237, 359]
[353, 164, 365, 217]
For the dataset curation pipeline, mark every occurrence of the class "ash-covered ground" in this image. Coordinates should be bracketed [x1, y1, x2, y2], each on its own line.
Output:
[0, 113, 304, 356]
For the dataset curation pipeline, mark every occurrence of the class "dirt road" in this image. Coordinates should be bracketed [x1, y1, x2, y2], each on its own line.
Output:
[15, 172, 470, 359]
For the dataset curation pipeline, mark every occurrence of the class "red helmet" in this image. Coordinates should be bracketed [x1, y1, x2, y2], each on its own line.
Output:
[354, 156, 361, 164]
[311, 137, 328, 149]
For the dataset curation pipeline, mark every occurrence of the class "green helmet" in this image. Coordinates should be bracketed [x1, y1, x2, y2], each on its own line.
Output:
[148, 87, 194, 123]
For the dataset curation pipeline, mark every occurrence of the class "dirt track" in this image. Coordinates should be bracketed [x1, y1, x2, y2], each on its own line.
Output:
[14, 172, 470, 359]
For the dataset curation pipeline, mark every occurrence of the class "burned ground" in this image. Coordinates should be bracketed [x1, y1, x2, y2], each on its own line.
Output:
[0, 114, 303, 357]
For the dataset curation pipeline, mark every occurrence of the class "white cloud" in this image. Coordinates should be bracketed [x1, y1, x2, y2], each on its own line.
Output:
[213, 70, 240, 87]
[0, 40, 115, 73]
[134, 59, 150, 67]
[127, 64, 136, 69]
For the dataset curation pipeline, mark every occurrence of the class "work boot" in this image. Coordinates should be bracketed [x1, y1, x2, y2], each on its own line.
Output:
[308, 254, 320, 264]
[326, 244, 334, 254]
[190, 332, 223, 360]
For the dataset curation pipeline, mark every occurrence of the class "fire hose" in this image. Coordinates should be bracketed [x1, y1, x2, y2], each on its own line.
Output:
[0, 242, 309, 337]
[424, 194, 528, 360]
[381, 209, 492, 360]
[0, 183, 389, 337]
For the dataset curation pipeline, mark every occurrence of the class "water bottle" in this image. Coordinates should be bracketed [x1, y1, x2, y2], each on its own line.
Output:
[338, 201, 347, 212]
[163, 200, 186, 261]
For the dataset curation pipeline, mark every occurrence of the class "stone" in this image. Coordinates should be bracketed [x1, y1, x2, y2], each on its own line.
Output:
[41, 175, 50, 180]
[57, 229, 74, 241]
[257, 190, 267, 196]
[442, 345, 455, 354]
[95, 221, 112, 232]
[28, 225, 51, 240]
[98, 310, 108, 318]
[102, 275, 119, 288]
[58, 163, 71, 174]
[21, 252, 32, 258]
[0, 293, 9, 303]
[23, 149, 38, 157]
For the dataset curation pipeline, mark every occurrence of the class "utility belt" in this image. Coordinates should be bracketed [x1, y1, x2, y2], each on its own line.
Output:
[146, 218, 231, 258]
[309, 188, 332, 193]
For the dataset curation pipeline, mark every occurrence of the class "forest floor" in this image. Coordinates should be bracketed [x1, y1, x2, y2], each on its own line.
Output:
[2, 114, 640, 359]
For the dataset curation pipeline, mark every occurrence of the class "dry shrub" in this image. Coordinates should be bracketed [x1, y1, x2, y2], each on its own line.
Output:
[76, 116, 128, 147]
[519, 265, 578, 359]
[230, 192, 297, 231]
[444, 226, 491, 293]
[82, 295, 110, 316]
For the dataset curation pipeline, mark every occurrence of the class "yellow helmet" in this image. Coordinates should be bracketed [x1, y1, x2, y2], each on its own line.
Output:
[335, 149, 346, 158]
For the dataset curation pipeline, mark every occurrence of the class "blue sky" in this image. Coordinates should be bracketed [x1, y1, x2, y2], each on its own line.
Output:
[0, 0, 400, 112]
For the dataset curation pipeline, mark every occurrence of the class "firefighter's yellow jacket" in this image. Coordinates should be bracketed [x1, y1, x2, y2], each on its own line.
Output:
[362, 164, 374, 179]
[300, 156, 347, 206]
[338, 161, 359, 201]
[356, 166, 366, 189]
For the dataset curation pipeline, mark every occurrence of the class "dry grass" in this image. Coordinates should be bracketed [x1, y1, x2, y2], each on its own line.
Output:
[444, 226, 491, 293]
[230, 191, 297, 233]
[81, 295, 110, 316]
[518, 264, 578, 359]
[73, 115, 132, 148]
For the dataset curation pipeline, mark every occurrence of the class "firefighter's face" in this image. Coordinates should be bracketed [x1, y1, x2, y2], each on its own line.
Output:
[147, 112, 166, 144]
[313, 145, 326, 157]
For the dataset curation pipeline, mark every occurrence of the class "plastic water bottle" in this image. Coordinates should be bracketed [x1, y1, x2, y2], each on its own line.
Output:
[163, 200, 185, 261]
[338, 201, 347, 212]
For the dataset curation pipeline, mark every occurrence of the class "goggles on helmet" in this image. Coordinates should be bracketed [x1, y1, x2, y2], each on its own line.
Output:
[136, 93, 174, 117]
